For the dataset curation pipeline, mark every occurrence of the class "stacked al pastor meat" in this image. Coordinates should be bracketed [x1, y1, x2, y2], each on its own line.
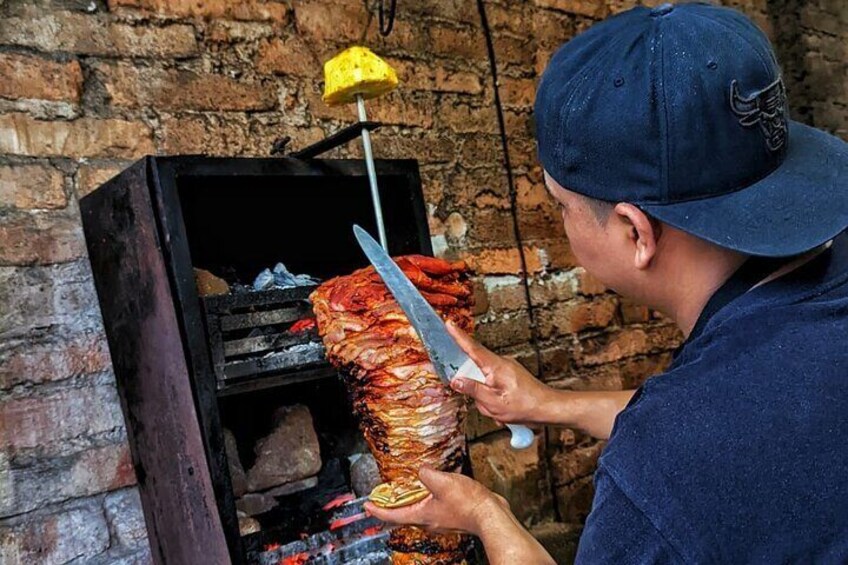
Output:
[311, 255, 474, 565]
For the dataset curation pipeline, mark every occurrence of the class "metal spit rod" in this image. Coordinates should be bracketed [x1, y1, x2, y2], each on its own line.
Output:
[322, 46, 397, 251]
[356, 94, 388, 251]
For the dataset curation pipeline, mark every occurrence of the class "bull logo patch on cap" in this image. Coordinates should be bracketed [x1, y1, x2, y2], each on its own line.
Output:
[730, 77, 788, 152]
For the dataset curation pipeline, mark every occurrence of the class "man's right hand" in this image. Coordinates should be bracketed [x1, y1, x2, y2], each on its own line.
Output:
[447, 321, 637, 439]
[446, 321, 552, 425]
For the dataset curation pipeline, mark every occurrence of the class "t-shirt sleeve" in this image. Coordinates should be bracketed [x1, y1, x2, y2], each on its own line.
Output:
[575, 466, 684, 564]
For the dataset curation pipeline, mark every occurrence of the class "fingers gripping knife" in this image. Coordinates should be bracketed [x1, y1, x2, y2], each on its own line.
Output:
[323, 46, 398, 250]
[354, 225, 536, 450]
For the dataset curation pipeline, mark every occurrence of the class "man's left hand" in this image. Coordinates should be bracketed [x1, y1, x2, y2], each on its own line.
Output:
[363, 465, 506, 536]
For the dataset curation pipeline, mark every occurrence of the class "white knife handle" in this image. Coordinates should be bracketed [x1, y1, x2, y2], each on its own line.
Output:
[456, 359, 536, 450]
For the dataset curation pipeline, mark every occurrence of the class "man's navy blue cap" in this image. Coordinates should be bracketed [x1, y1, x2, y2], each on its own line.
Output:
[535, 1, 848, 257]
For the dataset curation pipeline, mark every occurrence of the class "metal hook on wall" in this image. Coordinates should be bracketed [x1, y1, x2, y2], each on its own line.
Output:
[378, 0, 397, 36]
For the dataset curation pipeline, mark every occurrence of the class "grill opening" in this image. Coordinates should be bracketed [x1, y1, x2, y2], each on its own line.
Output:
[218, 381, 386, 563]
[170, 160, 447, 562]
[177, 171, 427, 284]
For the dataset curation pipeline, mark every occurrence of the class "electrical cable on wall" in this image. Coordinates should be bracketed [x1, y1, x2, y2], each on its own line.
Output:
[475, 0, 545, 381]
[476, 0, 561, 521]
[358, 0, 398, 42]
[368, 0, 541, 376]
[379, 0, 398, 36]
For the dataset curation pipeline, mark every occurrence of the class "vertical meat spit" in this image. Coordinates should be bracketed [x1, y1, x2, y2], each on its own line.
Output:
[323, 46, 399, 251]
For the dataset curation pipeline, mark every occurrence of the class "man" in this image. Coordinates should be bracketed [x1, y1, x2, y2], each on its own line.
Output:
[365, 2, 848, 563]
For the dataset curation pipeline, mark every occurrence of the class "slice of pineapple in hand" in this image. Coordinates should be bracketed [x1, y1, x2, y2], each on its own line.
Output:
[368, 477, 430, 509]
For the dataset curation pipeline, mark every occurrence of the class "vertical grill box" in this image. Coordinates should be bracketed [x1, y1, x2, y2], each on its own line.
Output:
[80, 156, 432, 564]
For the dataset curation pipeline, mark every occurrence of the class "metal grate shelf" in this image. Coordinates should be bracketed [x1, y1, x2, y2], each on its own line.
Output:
[202, 285, 334, 394]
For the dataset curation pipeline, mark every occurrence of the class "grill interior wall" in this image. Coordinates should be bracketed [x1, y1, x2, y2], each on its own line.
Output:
[177, 172, 425, 283]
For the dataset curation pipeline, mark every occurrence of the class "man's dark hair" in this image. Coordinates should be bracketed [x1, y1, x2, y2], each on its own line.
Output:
[584, 195, 615, 224]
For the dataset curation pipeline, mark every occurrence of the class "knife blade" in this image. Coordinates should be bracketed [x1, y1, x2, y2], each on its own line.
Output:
[353, 225, 535, 450]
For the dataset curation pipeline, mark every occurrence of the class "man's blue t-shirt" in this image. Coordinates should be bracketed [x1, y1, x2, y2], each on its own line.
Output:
[576, 235, 848, 563]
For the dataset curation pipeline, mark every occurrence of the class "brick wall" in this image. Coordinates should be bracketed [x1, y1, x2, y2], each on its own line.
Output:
[1, 0, 845, 562]
[767, 0, 848, 138]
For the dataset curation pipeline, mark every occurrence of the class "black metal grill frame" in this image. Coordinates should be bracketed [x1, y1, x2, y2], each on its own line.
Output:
[81, 156, 432, 564]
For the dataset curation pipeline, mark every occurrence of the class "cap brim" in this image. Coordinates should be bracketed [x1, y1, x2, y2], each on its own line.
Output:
[640, 121, 848, 257]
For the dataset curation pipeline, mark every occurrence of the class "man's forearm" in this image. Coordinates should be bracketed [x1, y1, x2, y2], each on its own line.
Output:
[534, 389, 636, 439]
[476, 499, 555, 565]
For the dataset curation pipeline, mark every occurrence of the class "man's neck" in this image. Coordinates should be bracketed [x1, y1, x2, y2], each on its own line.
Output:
[665, 255, 746, 338]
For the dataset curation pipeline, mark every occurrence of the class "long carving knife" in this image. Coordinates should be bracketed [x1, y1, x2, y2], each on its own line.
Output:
[353, 224, 535, 450]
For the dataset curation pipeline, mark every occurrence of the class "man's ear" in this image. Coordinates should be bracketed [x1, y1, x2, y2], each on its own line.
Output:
[613, 203, 660, 270]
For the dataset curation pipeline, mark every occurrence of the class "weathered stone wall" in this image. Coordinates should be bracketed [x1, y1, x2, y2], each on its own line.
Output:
[0, 0, 844, 562]
[767, 0, 848, 138]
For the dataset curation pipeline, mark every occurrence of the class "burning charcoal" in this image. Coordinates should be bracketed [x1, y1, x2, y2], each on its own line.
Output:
[253, 268, 275, 291]
[194, 268, 229, 296]
[261, 341, 324, 361]
[343, 554, 392, 565]
[350, 454, 381, 498]
[237, 511, 261, 536]
[288, 318, 318, 334]
[236, 492, 278, 516]
[330, 513, 368, 532]
[323, 493, 356, 511]
[257, 493, 391, 565]
[246, 405, 322, 492]
[223, 428, 248, 497]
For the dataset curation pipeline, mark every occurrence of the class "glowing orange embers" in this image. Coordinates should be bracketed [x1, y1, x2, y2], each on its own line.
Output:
[322, 492, 356, 511]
